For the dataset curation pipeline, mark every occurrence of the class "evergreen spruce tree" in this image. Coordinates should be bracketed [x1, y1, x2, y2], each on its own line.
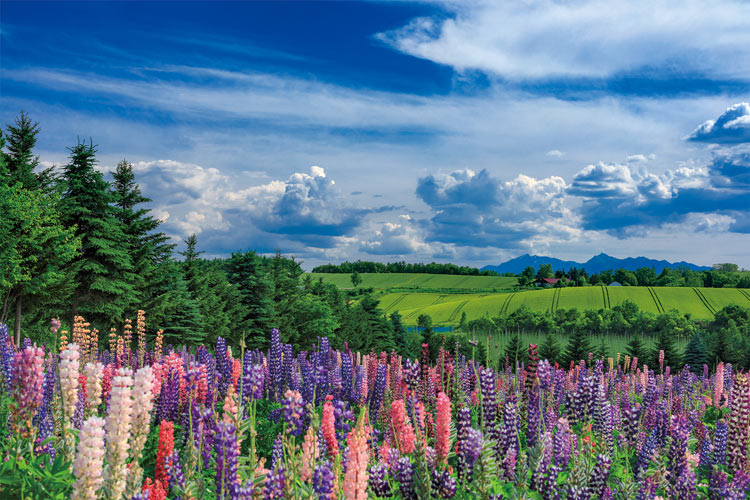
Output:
[625, 335, 646, 362]
[683, 333, 708, 374]
[4, 111, 40, 190]
[390, 311, 408, 356]
[564, 329, 593, 366]
[147, 260, 204, 346]
[595, 337, 609, 361]
[650, 328, 682, 371]
[504, 331, 526, 367]
[710, 321, 739, 366]
[227, 249, 274, 349]
[60, 140, 135, 326]
[112, 159, 174, 309]
[538, 332, 562, 364]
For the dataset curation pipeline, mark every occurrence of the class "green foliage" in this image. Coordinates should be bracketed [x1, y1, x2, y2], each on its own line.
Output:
[625, 335, 646, 362]
[504, 331, 527, 367]
[3, 111, 41, 190]
[227, 250, 274, 349]
[60, 140, 135, 326]
[390, 310, 408, 356]
[683, 332, 708, 373]
[0, 449, 74, 499]
[538, 332, 562, 364]
[564, 329, 593, 365]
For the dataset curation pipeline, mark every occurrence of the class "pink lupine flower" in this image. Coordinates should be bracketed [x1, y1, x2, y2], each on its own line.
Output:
[104, 367, 134, 499]
[322, 395, 339, 458]
[714, 363, 724, 408]
[59, 344, 81, 422]
[436, 391, 451, 464]
[71, 416, 106, 500]
[658, 350, 664, 372]
[223, 384, 239, 424]
[343, 413, 370, 500]
[11, 345, 45, 434]
[391, 399, 415, 454]
[300, 424, 319, 482]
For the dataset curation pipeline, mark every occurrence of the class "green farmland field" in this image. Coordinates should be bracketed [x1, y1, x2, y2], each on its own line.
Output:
[306, 273, 517, 290]
[383, 287, 750, 325]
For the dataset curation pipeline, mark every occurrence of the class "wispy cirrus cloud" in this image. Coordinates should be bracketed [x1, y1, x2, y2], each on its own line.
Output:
[378, 0, 750, 83]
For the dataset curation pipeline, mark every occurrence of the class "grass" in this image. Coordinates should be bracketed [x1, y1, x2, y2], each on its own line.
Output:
[306, 272, 517, 290]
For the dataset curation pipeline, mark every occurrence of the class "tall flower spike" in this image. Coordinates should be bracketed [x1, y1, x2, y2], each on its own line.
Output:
[103, 368, 134, 499]
[436, 391, 452, 465]
[322, 395, 339, 458]
[342, 412, 370, 500]
[727, 373, 750, 473]
[71, 416, 106, 500]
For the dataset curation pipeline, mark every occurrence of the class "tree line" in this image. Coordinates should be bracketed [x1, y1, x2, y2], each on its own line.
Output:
[518, 263, 750, 288]
[312, 260, 499, 276]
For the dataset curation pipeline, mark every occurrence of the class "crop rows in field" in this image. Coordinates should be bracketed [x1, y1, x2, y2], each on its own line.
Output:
[383, 287, 749, 325]
[306, 272, 518, 290]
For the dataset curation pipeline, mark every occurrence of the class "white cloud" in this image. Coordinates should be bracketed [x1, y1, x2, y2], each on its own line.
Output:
[378, 0, 750, 80]
[546, 149, 565, 157]
[687, 102, 750, 144]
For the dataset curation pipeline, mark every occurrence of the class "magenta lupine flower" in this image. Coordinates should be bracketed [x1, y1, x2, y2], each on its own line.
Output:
[726, 373, 750, 473]
[11, 345, 45, 433]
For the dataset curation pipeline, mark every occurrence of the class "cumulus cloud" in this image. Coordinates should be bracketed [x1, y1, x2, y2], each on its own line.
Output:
[546, 150, 565, 157]
[568, 154, 750, 235]
[687, 103, 750, 144]
[359, 215, 431, 255]
[416, 168, 578, 248]
[378, 1, 750, 81]
[121, 161, 375, 249]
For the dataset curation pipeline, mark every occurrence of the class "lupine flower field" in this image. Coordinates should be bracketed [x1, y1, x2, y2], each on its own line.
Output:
[0, 314, 749, 499]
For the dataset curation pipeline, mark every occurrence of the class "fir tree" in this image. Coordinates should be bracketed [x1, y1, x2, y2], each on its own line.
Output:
[595, 337, 609, 361]
[227, 249, 274, 349]
[60, 140, 135, 326]
[564, 329, 593, 366]
[112, 159, 174, 309]
[504, 331, 526, 367]
[538, 332, 562, 364]
[147, 261, 204, 346]
[683, 333, 708, 374]
[390, 311, 408, 356]
[650, 328, 682, 371]
[4, 111, 40, 190]
[625, 335, 646, 362]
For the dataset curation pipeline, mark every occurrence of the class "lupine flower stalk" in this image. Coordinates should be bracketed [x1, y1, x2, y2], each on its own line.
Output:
[71, 416, 106, 500]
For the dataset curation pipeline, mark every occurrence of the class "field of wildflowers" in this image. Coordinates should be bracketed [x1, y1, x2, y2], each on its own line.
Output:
[0, 313, 748, 499]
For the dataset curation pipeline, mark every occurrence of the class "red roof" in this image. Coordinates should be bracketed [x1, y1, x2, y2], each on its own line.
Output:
[541, 278, 559, 284]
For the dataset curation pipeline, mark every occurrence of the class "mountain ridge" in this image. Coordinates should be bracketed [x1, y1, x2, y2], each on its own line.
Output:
[482, 252, 712, 275]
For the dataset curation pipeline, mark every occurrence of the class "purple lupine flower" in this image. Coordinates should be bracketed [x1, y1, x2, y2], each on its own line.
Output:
[282, 344, 293, 391]
[403, 358, 420, 393]
[713, 419, 728, 466]
[216, 337, 231, 397]
[527, 385, 541, 447]
[369, 364, 387, 424]
[700, 436, 713, 468]
[157, 369, 180, 422]
[589, 454, 612, 498]
[72, 387, 85, 429]
[270, 435, 284, 470]
[214, 421, 240, 500]
[709, 466, 729, 499]
[673, 468, 697, 500]
[431, 469, 457, 498]
[282, 389, 305, 436]
[458, 427, 482, 483]
[479, 368, 497, 430]
[131, 491, 150, 500]
[499, 393, 519, 457]
[263, 466, 286, 500]
[553, 418, 572, 467]
[166, 450, 186, 495]
[393, 456, 415, 500]
[728, 470, 750, 500]
[334, 399, 354, 441]
[197, 345, 215, 403]
[341, 352, 353, 402]
[369, 464, 392, 497]
[636, 429, 659, 475]
[313, 461, 333, 500]
[269, 329, 283, 400]
[0, 324, 15, 391]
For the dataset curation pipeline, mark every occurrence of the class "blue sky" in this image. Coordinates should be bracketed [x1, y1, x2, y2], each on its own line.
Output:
[2, 1, 750, 269]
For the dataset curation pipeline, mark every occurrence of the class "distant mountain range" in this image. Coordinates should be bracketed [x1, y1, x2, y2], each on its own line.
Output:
[482, 253, 712, 275]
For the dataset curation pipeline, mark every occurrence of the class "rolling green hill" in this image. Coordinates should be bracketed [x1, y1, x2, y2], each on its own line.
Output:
[381, 287, 750, 325]
[306, 273, 517, 290]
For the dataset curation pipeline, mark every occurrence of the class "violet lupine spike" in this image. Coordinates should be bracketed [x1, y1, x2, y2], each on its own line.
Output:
[270, 435, 284, 470]
[214, 421, 240, 500]
[282, 389, 305, 436]
[215, 337, 231, 397]
[263, 466, 286, 500]
[393, 456, 415, 500]
[527, 385, 541, 447]
[479, 368, 497, 429]
[341, 351, 353, 401]
[313, 462, 334, 500]
[369, 364, 386, 424]
[457, 427, 482, 483]
[589, 454, 612, 498]
[0, 324, 15, 391]
[269, 328, 283, 400]
[431, 469, 457, 499]
[368, 464, 392, 498]
[713, 419, 728, 466]
[281, 343, 293, 391]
